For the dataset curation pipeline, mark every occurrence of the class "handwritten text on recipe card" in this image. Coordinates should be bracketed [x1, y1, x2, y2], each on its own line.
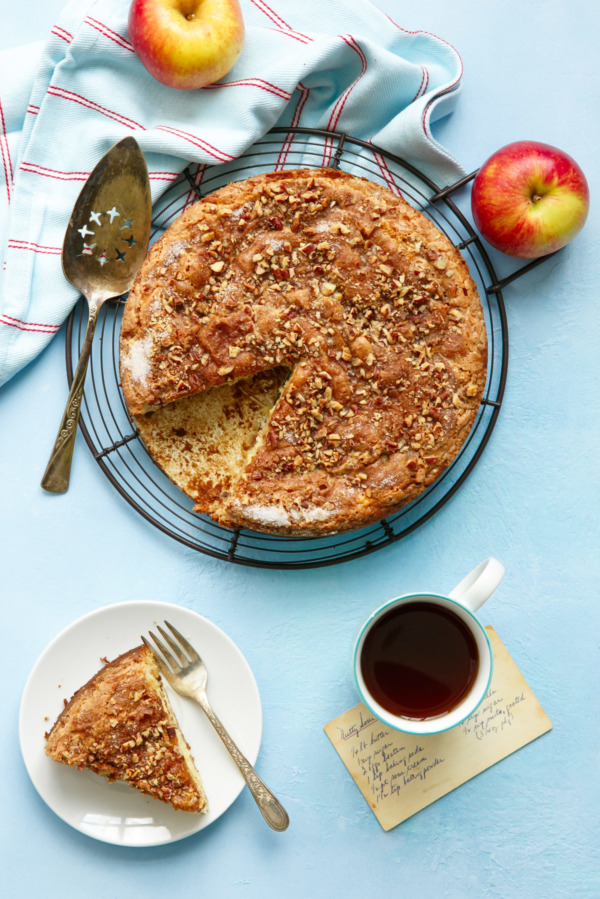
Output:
[324, 628, 552, 830]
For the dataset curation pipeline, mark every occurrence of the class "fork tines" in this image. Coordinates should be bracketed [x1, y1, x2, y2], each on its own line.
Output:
[142, 620, 199, 675]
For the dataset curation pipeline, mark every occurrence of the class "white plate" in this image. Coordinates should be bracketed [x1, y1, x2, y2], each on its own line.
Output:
[19, 601, 262, 846]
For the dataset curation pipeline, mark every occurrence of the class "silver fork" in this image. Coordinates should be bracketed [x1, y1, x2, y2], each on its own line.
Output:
[142, 621, 289, 832]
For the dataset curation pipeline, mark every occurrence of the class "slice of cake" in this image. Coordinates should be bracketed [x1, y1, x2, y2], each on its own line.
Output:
[45, 644, 207, 814]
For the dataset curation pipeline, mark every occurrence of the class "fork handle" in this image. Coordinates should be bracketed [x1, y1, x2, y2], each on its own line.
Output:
[198, 696, 289, 832]
[41, 304, 98, 494]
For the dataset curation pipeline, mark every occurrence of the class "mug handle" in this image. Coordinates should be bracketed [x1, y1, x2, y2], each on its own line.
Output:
[448, 558, 505, 612]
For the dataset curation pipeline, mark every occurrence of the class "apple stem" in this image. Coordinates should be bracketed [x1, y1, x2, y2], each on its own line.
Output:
[532, 193, 542, 203]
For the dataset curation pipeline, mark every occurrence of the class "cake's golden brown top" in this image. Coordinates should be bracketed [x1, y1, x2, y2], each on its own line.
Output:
[45, 645, 207, 814]
[120, 168, 487, 535]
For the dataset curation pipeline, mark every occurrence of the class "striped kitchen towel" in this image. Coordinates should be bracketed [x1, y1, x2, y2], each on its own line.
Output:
[0, 0, 464, 386]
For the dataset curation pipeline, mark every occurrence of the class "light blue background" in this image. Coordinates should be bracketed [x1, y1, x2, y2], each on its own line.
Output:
[2, 2, 599, 897]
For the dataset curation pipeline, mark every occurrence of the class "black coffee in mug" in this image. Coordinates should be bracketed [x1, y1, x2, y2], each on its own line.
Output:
[360, 601, 480, 720]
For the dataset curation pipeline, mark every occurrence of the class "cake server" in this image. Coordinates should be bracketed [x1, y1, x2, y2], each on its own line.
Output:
[41, 137, 152, 493]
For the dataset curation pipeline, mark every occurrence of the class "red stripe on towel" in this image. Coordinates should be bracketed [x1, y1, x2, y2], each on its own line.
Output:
[183, 163, 207, 211]
[202, 78, 292, 100]
[0, 97, 13, 204]
[371, 148, 403, 198]
[20, 161, 89, 181]
[382, 15, 463, 138]
[20, 161, 179, 183]
[8, 239, 62, 256]
[250, 0, 313, 44]
[0, 313, 60, 334]
[156, 125, 234, 162]
[328, 35, 367, 131]
[84, 16, 135, 52]
[47, 86, 145, 131]
[51, 25, 73, 44]
[415, 66, 429, 100]
[148, 171, 180, 181]
[323, 34, 367, 166]
[276, 82, 310, 170]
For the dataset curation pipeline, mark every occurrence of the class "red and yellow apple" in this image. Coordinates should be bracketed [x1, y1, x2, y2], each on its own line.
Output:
[471, 141, 589, 259]
[128, 0, 245, 90]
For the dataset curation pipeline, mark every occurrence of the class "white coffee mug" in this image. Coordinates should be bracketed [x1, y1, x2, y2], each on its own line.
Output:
[353, 558, 505, 735]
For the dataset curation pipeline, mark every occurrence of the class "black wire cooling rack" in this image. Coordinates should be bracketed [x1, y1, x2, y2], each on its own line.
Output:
[65, 126, 520, 569]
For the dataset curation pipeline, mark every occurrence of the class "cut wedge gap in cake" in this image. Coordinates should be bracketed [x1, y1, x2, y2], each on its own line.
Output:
[134, 366, 294, 515]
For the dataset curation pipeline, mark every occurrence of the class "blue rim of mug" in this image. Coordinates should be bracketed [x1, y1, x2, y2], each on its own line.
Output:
[352, 592, 494, 735]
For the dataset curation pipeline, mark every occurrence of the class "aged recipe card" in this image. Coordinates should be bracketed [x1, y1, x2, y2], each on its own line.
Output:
[324, 627, 552, 830]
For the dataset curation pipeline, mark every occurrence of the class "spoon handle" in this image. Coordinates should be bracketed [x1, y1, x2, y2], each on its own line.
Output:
[41, 304, 98, 494]
[197, 693, 290, 832]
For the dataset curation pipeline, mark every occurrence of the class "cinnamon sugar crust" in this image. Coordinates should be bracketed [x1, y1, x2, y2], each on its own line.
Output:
[120, 168, 487, 536]
[45, 645, 207, 814]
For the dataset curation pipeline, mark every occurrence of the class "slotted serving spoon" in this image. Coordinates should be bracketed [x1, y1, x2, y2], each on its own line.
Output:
[41, 137, 152, 493]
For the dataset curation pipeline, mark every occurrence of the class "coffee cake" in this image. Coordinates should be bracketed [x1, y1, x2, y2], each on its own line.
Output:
[120, 168, 487, 535]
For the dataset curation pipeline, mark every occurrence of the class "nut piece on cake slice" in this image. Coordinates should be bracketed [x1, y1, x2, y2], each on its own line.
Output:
[45, 644, 207, 814]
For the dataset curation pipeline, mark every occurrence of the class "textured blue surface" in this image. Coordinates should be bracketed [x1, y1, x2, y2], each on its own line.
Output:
[2, 2, 599, 897]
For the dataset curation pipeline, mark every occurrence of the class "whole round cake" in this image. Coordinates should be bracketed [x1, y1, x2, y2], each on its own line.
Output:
[120, 168, 487, 536]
